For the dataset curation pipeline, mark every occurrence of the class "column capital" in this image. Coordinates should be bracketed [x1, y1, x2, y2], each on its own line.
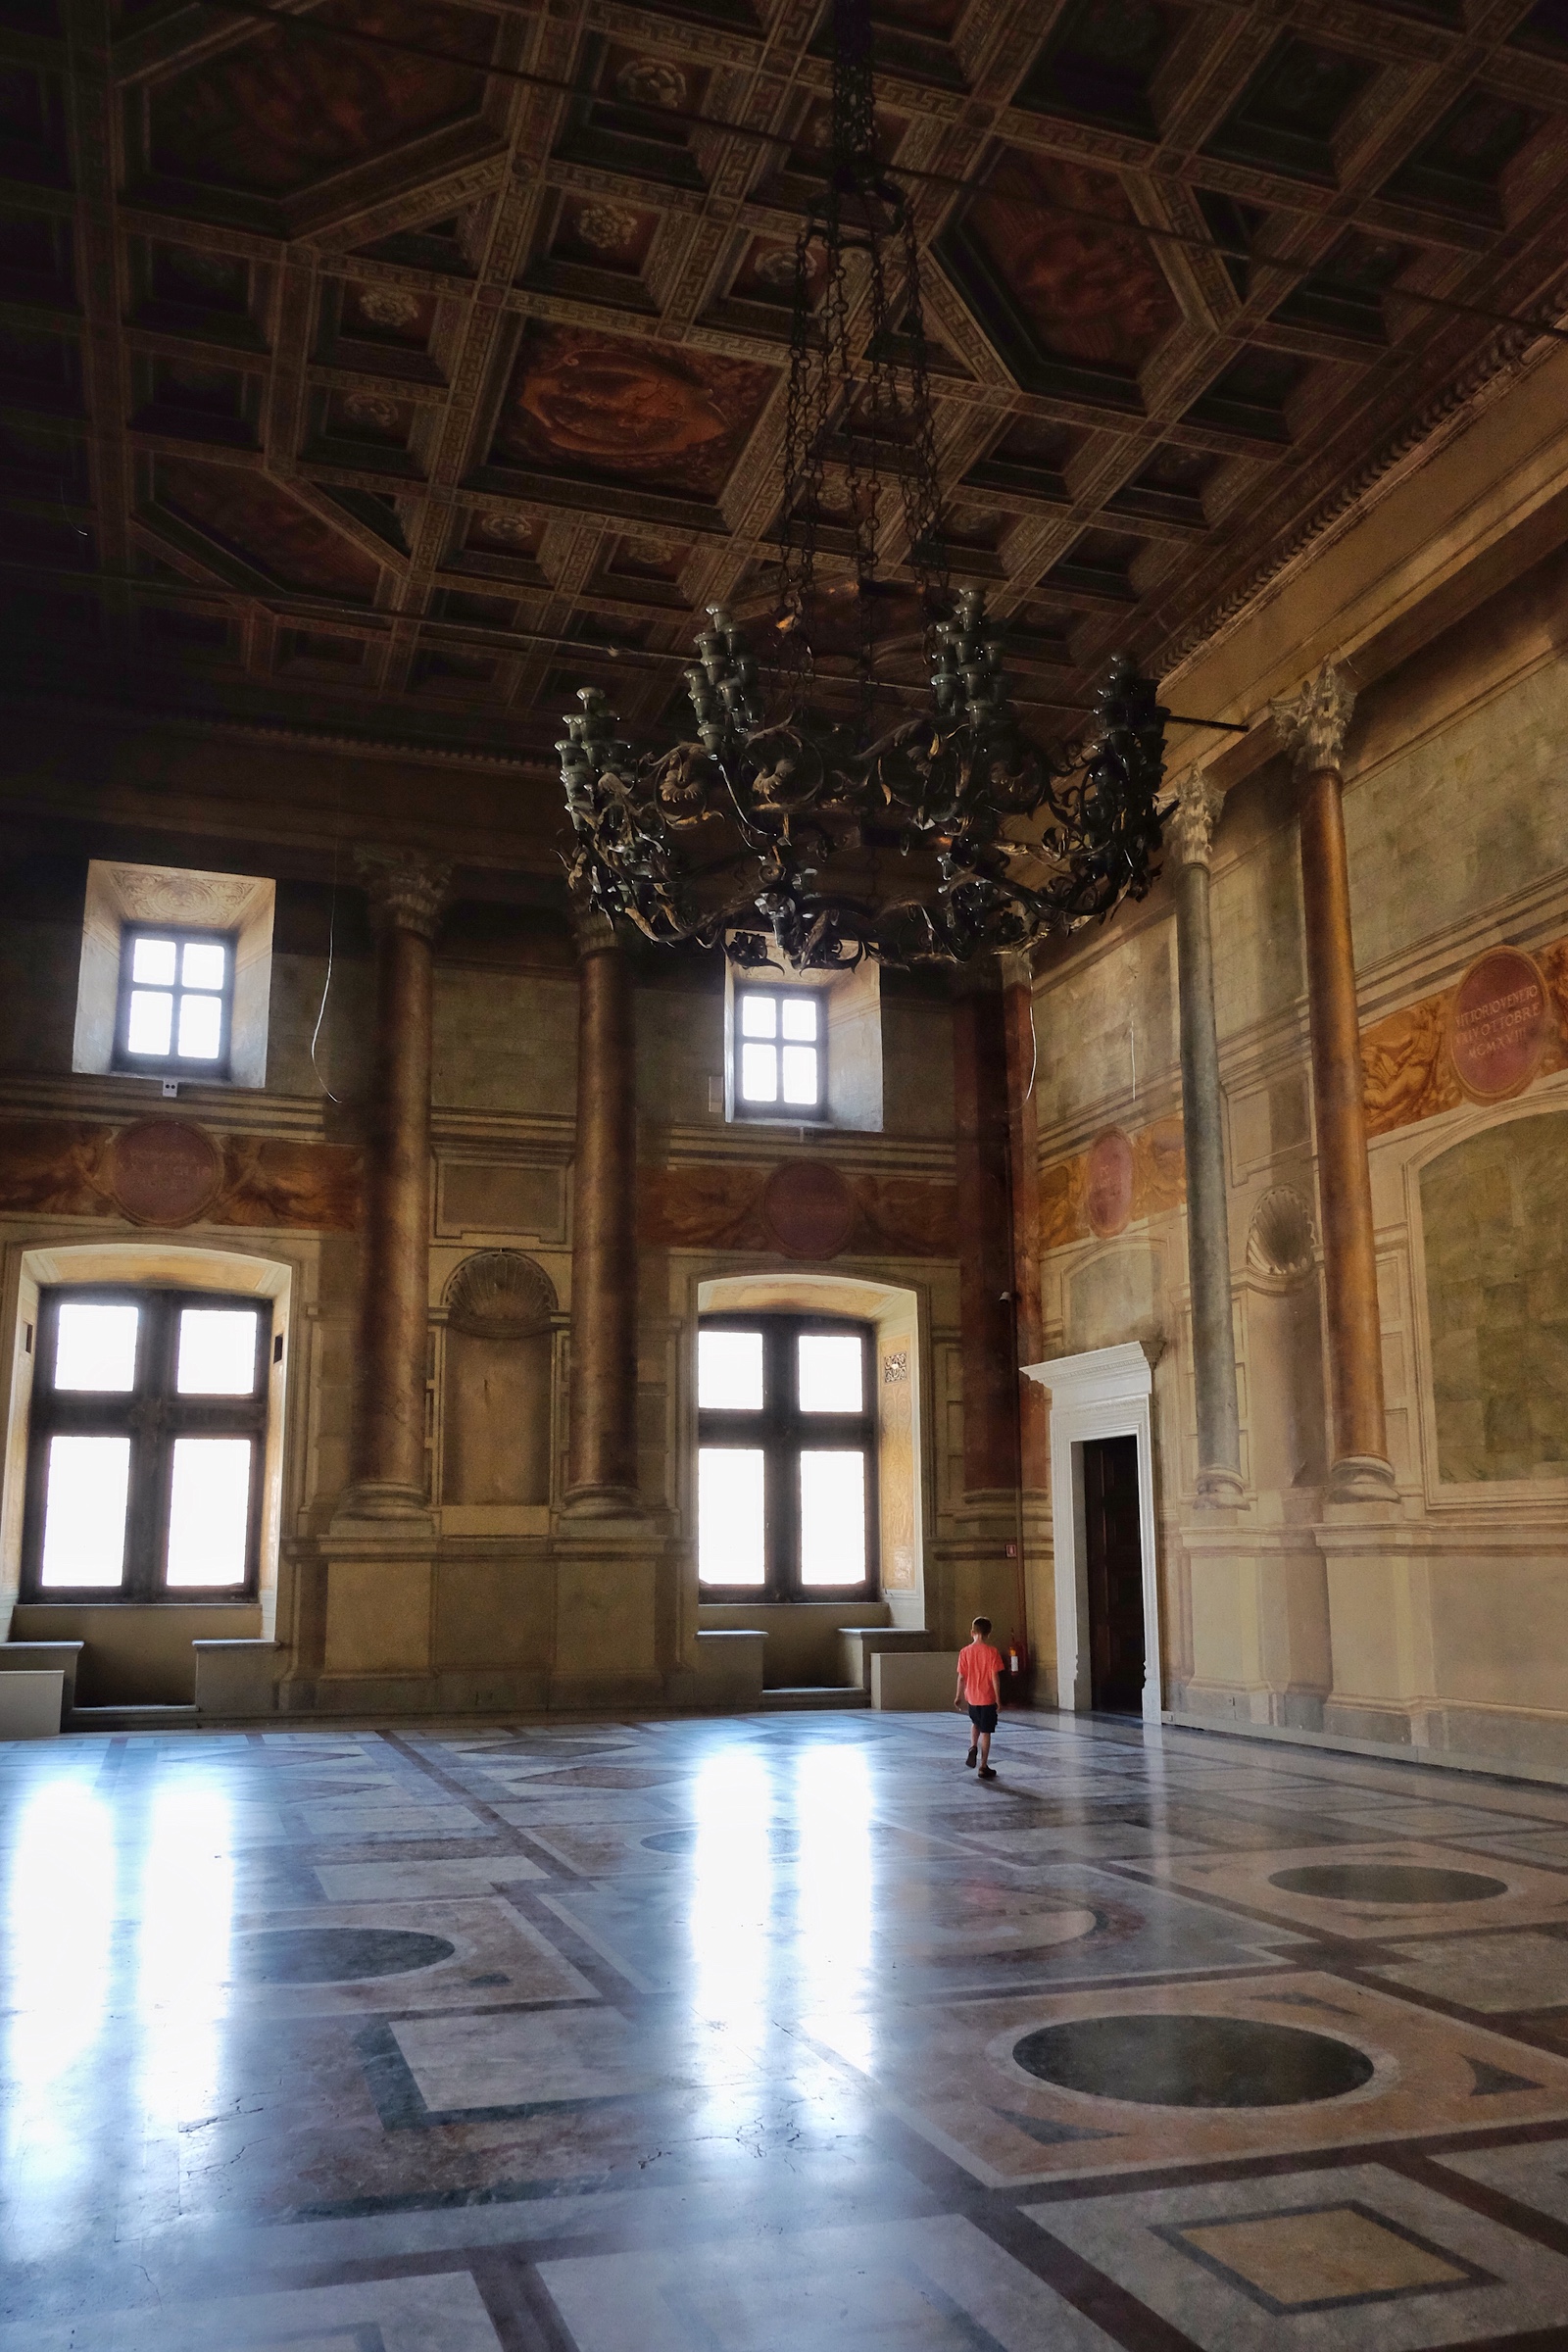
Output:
[571, 899, 623, 958]
[1167, 769, 1222, 868]
[355, 847, 452, 940]
[1270, 662, 1356, 778]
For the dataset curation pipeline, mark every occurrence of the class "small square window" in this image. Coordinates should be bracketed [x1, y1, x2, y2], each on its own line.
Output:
[115, 925, 233, 1078]
[734, 987, 824, 1115]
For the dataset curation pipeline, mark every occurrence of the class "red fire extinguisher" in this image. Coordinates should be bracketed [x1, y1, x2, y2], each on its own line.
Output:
[1007, 1633, 1028, 1679]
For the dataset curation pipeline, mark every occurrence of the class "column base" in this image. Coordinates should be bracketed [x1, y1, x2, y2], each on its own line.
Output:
[1327, 1454, 1398, 1505]
[330, 1481, 435, 1531]
[1195, 1465, 1248, 1508]
[561, 1484, 645, 1523]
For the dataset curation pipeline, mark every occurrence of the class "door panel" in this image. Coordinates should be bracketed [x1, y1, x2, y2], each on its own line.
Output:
[1083, 1434, 1145, 1714]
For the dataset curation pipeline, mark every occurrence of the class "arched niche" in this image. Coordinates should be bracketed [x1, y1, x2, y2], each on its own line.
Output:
[440, 1250, 557, 1507]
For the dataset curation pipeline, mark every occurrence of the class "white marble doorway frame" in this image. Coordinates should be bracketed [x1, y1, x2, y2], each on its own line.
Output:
[1023, 1343, 1163, 1725]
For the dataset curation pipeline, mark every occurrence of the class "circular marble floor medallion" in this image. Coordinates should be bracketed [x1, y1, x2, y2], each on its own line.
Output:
[1268, 1862, 1507, 1905]
[1012, 2014, 1375, 2108]
[236, 1927, 456, 1984]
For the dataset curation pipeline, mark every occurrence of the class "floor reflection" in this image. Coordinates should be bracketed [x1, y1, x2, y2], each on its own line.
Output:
[5, 1714, 1568, 2352]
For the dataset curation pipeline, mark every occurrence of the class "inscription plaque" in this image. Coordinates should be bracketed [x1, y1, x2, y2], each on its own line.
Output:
[760, 1160, 857, 1259]
[108, 1119, 222, 1226]
[1447, 947, 1548, 1103]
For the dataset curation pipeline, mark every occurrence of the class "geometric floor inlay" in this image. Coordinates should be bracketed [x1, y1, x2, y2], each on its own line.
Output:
[1012, 2013, 1376, 2107]
[234, 1926, 459, 1983]
[13, 1712, 1568, 2352]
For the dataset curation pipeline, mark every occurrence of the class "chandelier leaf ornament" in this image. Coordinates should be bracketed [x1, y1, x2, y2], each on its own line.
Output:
[557, 0, 1177, 970]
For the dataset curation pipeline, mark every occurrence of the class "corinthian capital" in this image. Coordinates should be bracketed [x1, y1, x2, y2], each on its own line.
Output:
[1270, 662, 1356, 777]
[355, 847, 452, 941]
[1167, 770, 1221, 868]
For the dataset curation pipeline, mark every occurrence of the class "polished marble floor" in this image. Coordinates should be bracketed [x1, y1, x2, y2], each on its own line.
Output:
[7, 1712, 1568, 2349]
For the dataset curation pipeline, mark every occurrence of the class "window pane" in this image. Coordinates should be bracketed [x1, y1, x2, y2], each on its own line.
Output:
[181, 940, 226, 990]
[126, 990, 173, 1055]
[798, 1333, 863, 1413]
[799, 1451, 865, 1585]
[739, 993, 777, 1038]
[698, 1448, 765, 1585]
[131, 936, 177, 986]
[780, 1045, 819, 1105]
[55, 1301, 139, 1392]
[740, 1041, 778, 1102]
[698, 1328, 763, 1410]
[177, 992, 222, 1059]
[177, 1307, 259, 1396]
[165, 1438, 251, 1588]
[40, 1436, 131, 1588]
[780, 996, 818, 1041]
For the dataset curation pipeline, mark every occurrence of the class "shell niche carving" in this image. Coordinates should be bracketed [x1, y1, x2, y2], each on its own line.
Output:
[1247, 1186, 1316, 1282]
[445, 1250, 556, 1338]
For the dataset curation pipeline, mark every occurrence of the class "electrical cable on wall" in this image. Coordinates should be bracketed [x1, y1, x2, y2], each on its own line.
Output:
[309, 835, 342, 1105]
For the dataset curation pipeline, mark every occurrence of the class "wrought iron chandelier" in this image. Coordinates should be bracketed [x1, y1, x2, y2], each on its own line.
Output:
[557, 0, 1172, 969]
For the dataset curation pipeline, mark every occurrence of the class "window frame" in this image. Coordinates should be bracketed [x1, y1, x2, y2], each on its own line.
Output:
[113, 921, 236, 1081]
[697, 1312, 877, 1600]
[21, 1285, 270, 1602]
[731, 984, 827, 1121]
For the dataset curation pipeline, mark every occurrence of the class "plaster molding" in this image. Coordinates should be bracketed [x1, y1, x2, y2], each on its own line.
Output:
[1270, 662, 1357, 777]
[355, 848, 453, 940]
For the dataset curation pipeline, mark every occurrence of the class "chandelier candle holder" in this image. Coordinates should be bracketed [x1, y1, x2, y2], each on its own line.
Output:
[557, 0, 1176, 969]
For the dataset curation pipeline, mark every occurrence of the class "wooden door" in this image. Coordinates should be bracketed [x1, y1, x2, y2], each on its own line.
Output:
[1083, 1434, 1145, 1714]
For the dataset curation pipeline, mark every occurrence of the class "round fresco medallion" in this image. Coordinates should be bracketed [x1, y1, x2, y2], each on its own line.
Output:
[1269, 1862, 1508, 1906]
[760, 1160, 857, 1259]
[1086, 1128, 1135, 1238]
[235, 1927, 455, 1984]
[481, 513, 533, 546]
[1447, 946, 1549, 1102]
[108, 1120, 222, 1226]
[1012, 2013, 1375, 2109]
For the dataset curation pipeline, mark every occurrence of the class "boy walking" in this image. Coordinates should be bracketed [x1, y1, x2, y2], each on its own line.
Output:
[955, 1615, 1004, 1781]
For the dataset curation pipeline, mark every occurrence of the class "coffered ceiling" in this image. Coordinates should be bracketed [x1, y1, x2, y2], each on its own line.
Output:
[5, 0, 1568, 787]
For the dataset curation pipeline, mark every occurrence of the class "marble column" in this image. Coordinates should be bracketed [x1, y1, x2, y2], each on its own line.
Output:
[953, 967, 1015, 1496]
[339, 847, 451, 1521]
[1270, 664, 1395, 1499]
[1170, 771, 1244, 1503]
[564, 907, 640, 1516]
[1000, 953, 1049, 1488]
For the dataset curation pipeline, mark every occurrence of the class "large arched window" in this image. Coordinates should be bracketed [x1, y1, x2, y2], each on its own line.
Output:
[697, 1314, 877, 1599]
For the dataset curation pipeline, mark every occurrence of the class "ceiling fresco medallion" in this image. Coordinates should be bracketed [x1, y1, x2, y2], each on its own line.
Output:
[492, 325, 777, 498]
[1087, 1128, 1136, 1238]
[1447, 945, 1549, 1102]
[947, 150, 1180, 381]
[147, 0, 497, 197]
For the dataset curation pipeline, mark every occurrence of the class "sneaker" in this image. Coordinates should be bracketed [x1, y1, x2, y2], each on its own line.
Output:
[977, 1765, 998, 1781]
[965, 1746, 978, 1769]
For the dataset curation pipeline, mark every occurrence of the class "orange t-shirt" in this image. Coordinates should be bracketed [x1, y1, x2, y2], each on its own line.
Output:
[957, 1641, 1004, 1707]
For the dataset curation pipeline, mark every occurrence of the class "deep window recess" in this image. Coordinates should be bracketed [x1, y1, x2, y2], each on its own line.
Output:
[22, 1288, 269, 1600]
[734, 987, 824, 1115]
[697, 1315, 876, 1597]
[114, 925, 234, 1077]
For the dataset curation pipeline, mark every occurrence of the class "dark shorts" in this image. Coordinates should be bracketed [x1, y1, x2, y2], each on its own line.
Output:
[967, 1704, 998, 1734]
